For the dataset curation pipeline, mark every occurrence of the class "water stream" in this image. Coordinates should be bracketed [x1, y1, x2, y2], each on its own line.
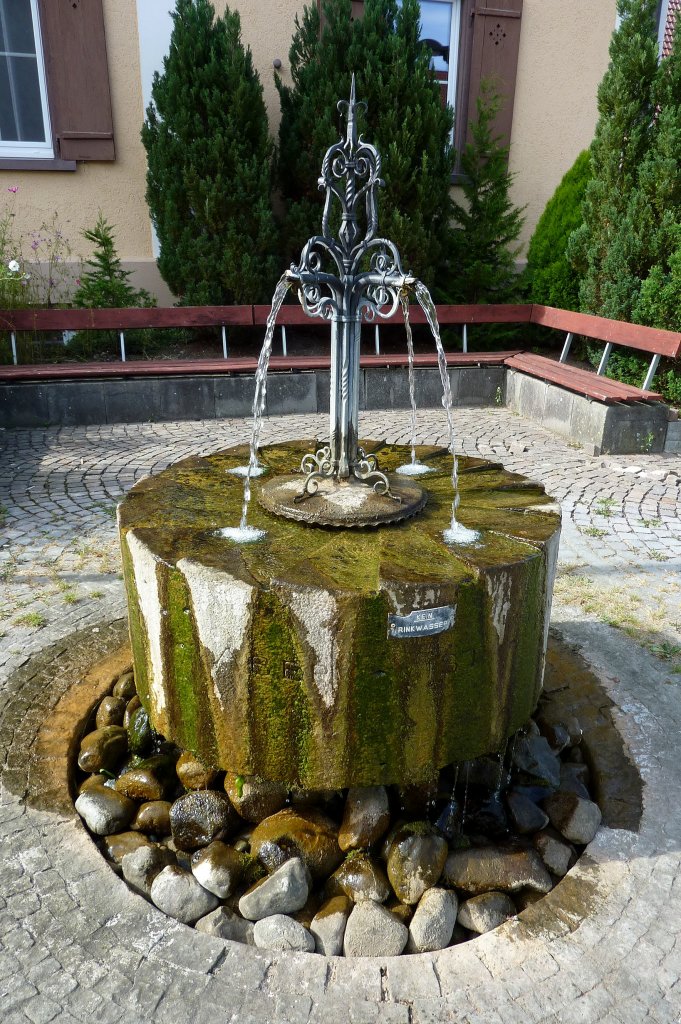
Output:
[220, 273, 292, 543]
[414, 281, 480, 546]
[395, 291, 434, 478]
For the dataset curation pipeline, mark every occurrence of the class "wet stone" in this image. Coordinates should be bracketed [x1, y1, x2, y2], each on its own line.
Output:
[435, 799, 461, 841]
[406, 887, 458, 953]
[536, 717, 571, 753]
[238, 857, 310, 921]
[95, 696, 127, 729]
[512, 735, 561, 788]
[195, 907, 255, 944]
[533, 829, 575, 877]
[310, 896, 352, 956]
[77, 725, 128, 773]
[343, 902, 409, 957]
[386, 827, 448, 904]
[170, 790, 241, 851]
[329, 854, 391, 903]
[253, 914, 315, 953]
[506, 790, 550, 834]
[250, 808, 342, 880]
[457, 892, 516, 934]
[115, 766, 166, 802]
[543, 792, 602, 845]
[102, 831, 152, 864]
[559, 763, 591, 800]
[75, 788, 136, 836]
[113, 670, 136, 701]
[123, 695, 142, 727]
[466, 792, 509, 838]
[191, 840, 247, 898]
[127, 706, 153, 756]
[176, 752, 218, 791]
[442, 845, 553, 894]
[122, 844, 175, 896]
[338, 786, 390, 851]
[131, 800, 172, 836]
[150, 865, 220, 925]
[224, 772, 287, 822]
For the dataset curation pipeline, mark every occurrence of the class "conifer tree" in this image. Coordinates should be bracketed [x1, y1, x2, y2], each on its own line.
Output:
[276, 0, 455, 293]
[142, 0, 278, 305]
[73, 215, 153, 310]
[446, 87, 524, 304]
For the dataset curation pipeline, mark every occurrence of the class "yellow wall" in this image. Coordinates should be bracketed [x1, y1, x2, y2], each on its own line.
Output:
[0, 0, 615, 293]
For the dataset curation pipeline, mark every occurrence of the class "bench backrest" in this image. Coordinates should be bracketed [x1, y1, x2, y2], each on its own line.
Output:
[530, 304, 681, 358]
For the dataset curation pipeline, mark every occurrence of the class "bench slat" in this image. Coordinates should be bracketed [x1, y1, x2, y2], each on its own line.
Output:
[530, 305, 681, 359]
[505, 353, 664, 403]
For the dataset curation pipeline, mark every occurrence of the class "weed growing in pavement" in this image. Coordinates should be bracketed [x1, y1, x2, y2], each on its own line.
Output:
[594, 497, 618, 517]
[580, 526, 609, 538]
[648, 550, 670, 562]
[15, 611, 47, 629]
[641, 518, 663, 528]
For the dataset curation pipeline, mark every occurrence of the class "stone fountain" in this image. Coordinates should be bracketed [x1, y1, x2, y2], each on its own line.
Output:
[117, 80, 561, 793]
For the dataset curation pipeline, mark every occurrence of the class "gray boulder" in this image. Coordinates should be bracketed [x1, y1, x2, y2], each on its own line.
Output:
[512, 735, 561, 788]
[386, 828, 448, 905]
[505, 791, 549, 834]
[150, 865, 220, 924]
[195, 907, 255, 945]
[122, 844, 175, 896]
[75, 788, 136, 836]
[533, 830, 574, 877]
[169, 790, 241, 852]
[310, 896, 352, 956]
[343, 903, 409, 957]
[191, 840, 247, 898]
[338, 786, 390, 851]
[406, 888, 457, 953]
[443, 845, 552, 895]
[253, 915, 315, 953]
[458, 892, 516, 933]
[238, 857, 310, 921]
[329, 854, 391, 903]
[543, 792, 601, 844]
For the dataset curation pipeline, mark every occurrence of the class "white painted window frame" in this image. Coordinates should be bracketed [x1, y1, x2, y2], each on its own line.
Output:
[0, 0, 53, 158]
[420, 0, 462, 118]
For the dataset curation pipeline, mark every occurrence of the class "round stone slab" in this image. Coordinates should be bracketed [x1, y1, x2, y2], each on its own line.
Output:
[118, 441, 561, 789]
[257, 473, 427, 527]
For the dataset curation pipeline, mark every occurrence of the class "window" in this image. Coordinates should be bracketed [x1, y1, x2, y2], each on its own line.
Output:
[418, 0, 462, 117]
[0, 0, 53, 158]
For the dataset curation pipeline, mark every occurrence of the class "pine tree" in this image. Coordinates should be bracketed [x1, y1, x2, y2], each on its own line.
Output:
[524, 150, 591, 311]
[567, 0, 660, 317]
[276, 0, 455, 293]
[446, 86, 524, 304]
[73, 215, 153, 309]
[142, 0, 279, 305]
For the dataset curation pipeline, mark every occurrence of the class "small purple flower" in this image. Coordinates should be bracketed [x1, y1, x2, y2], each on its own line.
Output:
[31, 239, 40, 251]
[7, 186, 18, 194]
[75, 278, 81, 286]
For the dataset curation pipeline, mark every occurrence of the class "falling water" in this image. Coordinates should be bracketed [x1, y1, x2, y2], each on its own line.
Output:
[460, 760, 471, 830]
[395, 291, 433, 478]
[413, 280, 480, 545]
[494, 738, 510, 796]
[220, 273, 292, 543]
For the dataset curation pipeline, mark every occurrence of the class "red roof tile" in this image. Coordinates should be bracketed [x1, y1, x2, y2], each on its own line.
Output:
[662, 0, 680, 57]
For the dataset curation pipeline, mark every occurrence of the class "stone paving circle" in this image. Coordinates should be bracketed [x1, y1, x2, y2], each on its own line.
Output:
[1, 408, 681, 1023]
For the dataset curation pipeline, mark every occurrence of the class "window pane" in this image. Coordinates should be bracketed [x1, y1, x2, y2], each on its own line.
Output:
[419, 1, 452, 73]
[0, 0, 36, 55]
[0, 53, 45, 141]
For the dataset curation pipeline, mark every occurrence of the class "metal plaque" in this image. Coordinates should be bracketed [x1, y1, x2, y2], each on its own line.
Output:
[388, 605, 456, 639]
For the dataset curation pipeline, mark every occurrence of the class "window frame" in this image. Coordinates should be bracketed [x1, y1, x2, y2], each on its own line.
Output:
[0, 0, 54, 159]
[419, 0, 463, 122]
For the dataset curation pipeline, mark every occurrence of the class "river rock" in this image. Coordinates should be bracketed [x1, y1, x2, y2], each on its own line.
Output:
[457, 892, 516, 933]
[195, 907, 255, 944]
[122, 843, 175, 896]
[127, 706, 152, 756]
[466, 792, 509, 838]
[543, 792, 602, 844]
[329, 854, 391, 903]
[239, 857, 310, 921]
[533, 829, 574, 876]
[310, 896, 352, 956]
[170, 790, 241, 851]
[512, 735, 561, 788]
[131, 800, 172, 836]
[113, 671, 136, 701]
[123, 695, 142, 727]
[406, 888, 458, 953]
[442, 846, 552, 894]
[558, 763, 591, 800]
[343, 903, 409, 957]
[386, 827, 448, 904]
[176, 752, 218, 791]
[102, 831, 152, 864]
[505, 790, 550, 834]
[536, 717, 571, 753]
[224, 773, 287, 822]
[77, 726, 128, 774]
[95, 696, 127, 729]
[150, 865, 220, 924]
[115, 764, 166, 802]
[75, 787, 136, 835]
[256, 839, 290, 873]
[253, 915, 315, 953]
[191, 840, 247, 898]
[338, 786, 390, 851]
[250, 808, 342, 880]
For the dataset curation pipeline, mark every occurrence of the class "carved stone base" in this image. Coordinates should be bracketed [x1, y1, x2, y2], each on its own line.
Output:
[257, 473, 427, 528]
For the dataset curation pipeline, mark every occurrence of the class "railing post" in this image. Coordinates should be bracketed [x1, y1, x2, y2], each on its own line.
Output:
[597, 342, 612, 375]
[559, 332, 574, 362]
[119, 330, 126, 362]
[462, 323, 468, 353]
[10, 331, 17, 366]
[374, 324, 380, 355]
[281, 325, 288, 357]
[642, 353, 661, 392]
[221, 325, 228, 359]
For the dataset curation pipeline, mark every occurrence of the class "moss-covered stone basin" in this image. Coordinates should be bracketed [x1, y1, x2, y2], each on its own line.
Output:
[118, 442, 561, 789]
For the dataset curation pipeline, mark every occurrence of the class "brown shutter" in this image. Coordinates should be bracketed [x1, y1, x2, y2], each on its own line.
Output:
[465, 0, 523, 151]
[318, 0, 364, 32]
[38, 0, 115, 161]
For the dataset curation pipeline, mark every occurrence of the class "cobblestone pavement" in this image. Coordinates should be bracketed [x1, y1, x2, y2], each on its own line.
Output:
[1, 409, 681, 1023]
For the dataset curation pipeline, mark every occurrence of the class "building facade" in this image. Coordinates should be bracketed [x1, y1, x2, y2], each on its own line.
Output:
[0, 0, 623, 301]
